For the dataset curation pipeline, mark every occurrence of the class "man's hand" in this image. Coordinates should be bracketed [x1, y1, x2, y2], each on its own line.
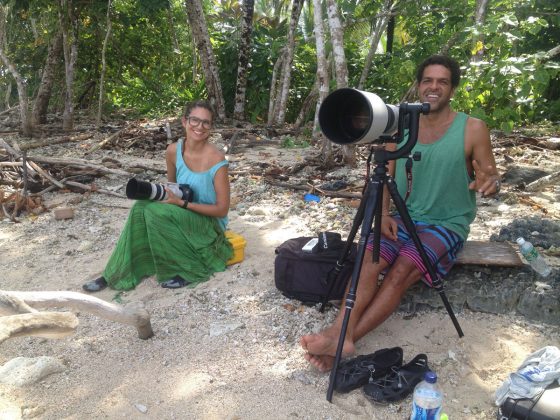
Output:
[380, 215, 398, 241]
[469, 159, 500, 197]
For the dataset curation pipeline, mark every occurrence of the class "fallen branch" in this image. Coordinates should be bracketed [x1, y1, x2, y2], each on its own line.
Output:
[86, 127, 125, 154]
[524, 170, 560, 192]
[28, 155, 130, 176]
[3, 291, 153, 339]
[0, 105, 20, 117]
[27, 160, 64, 189]
[0, 312, 79, 344]
[19, 133, 94, 151]
[265, 179, 362, 199]
[63, 180, 126, 198]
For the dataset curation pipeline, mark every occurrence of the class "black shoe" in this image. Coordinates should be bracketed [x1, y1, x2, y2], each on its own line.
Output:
[363, 354, 429, 403]
[334, 347, 404, 393]
[161, 275, 190, 289]
[82, 277, 108, 292]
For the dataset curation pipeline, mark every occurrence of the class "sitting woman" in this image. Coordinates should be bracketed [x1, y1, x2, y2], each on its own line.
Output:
[83, 100, 233, 292]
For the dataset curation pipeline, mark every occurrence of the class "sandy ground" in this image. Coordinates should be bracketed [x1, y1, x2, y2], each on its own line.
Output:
[0, 128, 559, 419]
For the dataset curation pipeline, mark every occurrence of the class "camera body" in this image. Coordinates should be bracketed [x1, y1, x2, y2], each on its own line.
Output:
[126, 178, 194, 203]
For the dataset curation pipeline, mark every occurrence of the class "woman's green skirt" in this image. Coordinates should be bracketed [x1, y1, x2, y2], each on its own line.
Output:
[103, 200, 233, 290]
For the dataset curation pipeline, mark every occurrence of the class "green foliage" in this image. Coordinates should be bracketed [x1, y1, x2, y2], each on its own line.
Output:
[281, 135, 310, 149]
[1, 0, 558, 130]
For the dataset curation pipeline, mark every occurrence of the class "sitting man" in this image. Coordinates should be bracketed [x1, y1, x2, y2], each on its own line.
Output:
[300, 54, 500, 371]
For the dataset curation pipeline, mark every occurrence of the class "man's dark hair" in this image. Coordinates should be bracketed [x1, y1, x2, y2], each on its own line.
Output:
[182, 100, 215, 120]
[416, 55, 461, 88]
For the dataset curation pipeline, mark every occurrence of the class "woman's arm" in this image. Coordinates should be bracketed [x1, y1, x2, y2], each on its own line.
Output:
[163, 164, 230, 218]
[165, 143, 177, 183]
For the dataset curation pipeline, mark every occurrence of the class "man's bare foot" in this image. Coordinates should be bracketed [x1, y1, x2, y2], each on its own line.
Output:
[300, 328, 355, 362]
[303, 353, 335, 372]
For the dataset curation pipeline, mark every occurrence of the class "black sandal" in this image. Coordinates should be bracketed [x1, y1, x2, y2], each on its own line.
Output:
[363, 354, 429, 403]
[161, 275, 190, 289]
[82, 277, 108, 292]
[334, 347, 403, 393]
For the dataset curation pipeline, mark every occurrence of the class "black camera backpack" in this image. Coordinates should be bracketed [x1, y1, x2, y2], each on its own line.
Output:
[274, 236, 356, 305]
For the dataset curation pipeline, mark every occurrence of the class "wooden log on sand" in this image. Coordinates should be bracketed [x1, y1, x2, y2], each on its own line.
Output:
[0, 290, 153, 340]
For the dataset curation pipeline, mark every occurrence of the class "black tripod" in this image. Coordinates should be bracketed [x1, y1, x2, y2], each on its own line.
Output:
[324, 103, 464, 402]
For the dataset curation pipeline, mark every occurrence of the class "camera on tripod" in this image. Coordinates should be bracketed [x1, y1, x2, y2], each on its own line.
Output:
[319, 88, 401, 145]
[318, 88, 429, 161]
[125, 178, 194, 203]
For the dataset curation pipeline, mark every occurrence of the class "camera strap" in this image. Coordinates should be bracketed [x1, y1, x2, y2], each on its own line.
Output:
[404, 156, 413, 202]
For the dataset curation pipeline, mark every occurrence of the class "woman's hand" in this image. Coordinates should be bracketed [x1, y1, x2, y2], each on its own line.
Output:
[380, 215, 398, 241]
[162, 187, 184, 207]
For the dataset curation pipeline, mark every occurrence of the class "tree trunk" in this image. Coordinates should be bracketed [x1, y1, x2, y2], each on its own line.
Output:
[471, 0, 490, 62]
[96, 0, 112, 127]
[358, 0, 393, 90]
[0, 7, 32, 136]
[326, 0, 348, 88]
[273, 0, 304, 126]
[32, 30, 63, 125]
[167, 7, 179, 52]
[4, 82, 11, 109]
[312, 0, 332, 160]
[267, 47, 286, 125]
[59, 0, 79, 131]
[184, 0, 226, 121]
[294, 82, 318, 128]
[233, 0, 255, 122]
[326, 0, 354, 165]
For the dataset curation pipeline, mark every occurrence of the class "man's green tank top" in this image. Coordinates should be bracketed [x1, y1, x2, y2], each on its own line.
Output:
[394, 112, 476, 240]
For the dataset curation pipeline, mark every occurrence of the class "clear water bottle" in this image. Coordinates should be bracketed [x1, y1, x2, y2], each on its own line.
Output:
[516, 237, 552, 277]
[410, 371, 443, 420]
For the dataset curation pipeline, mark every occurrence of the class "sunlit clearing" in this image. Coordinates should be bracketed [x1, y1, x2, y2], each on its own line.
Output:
[174, 372, 214, 400]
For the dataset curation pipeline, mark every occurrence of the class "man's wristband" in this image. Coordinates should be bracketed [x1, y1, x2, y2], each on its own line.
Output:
[181, 200, 188, 209]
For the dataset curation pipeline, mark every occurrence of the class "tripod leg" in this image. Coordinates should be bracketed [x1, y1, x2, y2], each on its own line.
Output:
[386, 177, 464, 338]
[320, 184, 369, 312]
[326, 177, 384, 402]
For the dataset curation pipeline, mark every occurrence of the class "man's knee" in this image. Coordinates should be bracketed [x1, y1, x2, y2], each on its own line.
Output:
[383, 259, 421, 289]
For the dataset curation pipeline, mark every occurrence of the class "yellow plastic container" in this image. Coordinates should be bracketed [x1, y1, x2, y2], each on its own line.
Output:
[225, 231, 247, 265]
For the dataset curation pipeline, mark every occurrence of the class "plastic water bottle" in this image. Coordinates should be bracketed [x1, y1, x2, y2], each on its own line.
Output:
[516, 237, 552, 277]
[410, 371, 443, 420]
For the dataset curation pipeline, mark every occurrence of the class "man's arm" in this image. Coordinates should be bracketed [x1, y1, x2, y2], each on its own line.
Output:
[465, 117, 500, 196]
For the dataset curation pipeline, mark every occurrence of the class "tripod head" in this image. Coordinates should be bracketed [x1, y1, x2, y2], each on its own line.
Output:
[318, 88, 430, 163]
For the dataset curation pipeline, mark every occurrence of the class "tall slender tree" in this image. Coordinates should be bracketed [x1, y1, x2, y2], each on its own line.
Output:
[96, 0, 112, 127]
[271, 0, 304, 126]
[358, 0, 394, 90]
[59, 0, 79, 131]
[311, 0, 331, 159]
[32, 30, 63, 125]
[326, 0, 347, 88]
[184, 0, 226, 121]
[0, 5, 32, 135]
[233, 0, 255, 122]
[326, 0, 354, 164]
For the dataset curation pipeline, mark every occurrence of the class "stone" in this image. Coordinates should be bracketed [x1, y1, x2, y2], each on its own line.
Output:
[400, 266, 560, 325]
[53, 207, 74, 220]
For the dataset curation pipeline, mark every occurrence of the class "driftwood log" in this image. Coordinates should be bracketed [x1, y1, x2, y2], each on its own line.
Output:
[0, 290, 154, 341]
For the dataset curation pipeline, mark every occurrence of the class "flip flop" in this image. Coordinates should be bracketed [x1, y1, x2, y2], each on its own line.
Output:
[82, 277, 108, 292]
[334, 347, 404, 393]
[161, 275, 191, 289]
[363, 353, 429, 403]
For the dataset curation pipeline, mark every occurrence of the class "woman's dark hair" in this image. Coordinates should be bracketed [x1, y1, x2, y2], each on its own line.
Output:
[182, 100, 215, 120]
[416, 55, 461, 88]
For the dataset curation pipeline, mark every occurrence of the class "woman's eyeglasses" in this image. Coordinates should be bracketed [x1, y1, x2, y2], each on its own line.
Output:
[187, 116, 212, 129]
